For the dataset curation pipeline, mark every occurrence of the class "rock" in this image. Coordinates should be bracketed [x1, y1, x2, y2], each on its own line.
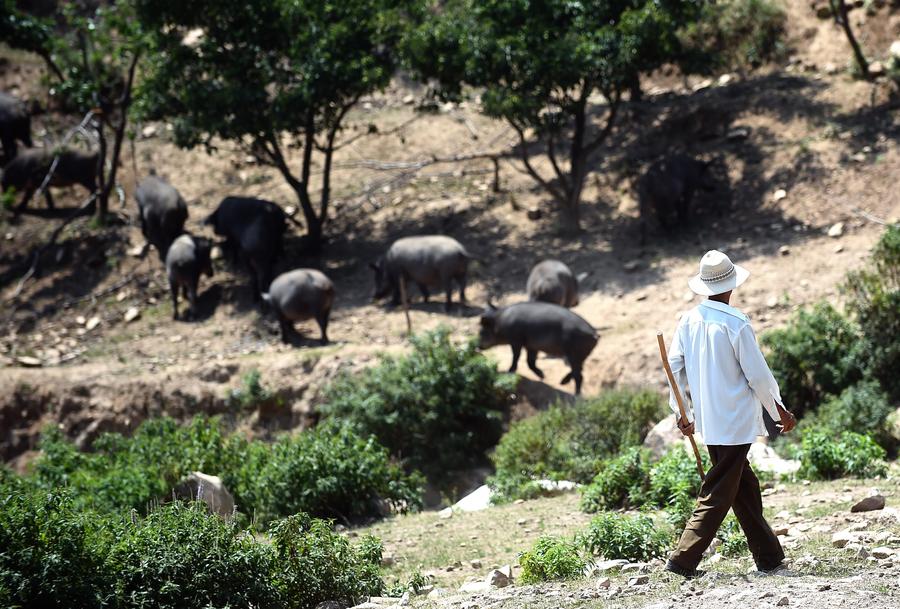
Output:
[596, 577, 611, 589]
[815, 3, 832, 18]
[454, 485, 492, 512]
[534, 479, 577, 494]
[526, 208, 542, 221]
[402, 94, 415, 105]
[823, 62, 840, 74]
[772, 189, 787, 202]
[460, 580, 489, 593]
[832, 531, 856, 548]
[834, 244, 844, 253]
[141, 125, 158, 139]
[776, 595, 790, 606]
[628, 575, 649, 586]
[623, 260, 641, 272]
[621, 562, 647, 573]
[778, 245, 790, 256]
[827, 222, 845, 238]
[594, 559, 629, 572]
[767, 296, 779, 309]
[438, 507, 453, 519]
[76, 315, 87, 325]
[857, 546, 870, 559]
[851, 495, 886, 512]
[470, 559, 482, 569]
[85, 316, 101, 331]
[173, 472, 235, 517]
[748, 442, 800, 475]
[16, 356, 42, 367]
[124, 307, 141, 323]
[427, 588, 450, 599]
[891, 41, 900, 61]
[868, 61, 884, 77]
[872, 547, 894, 559]
[726, 127, 750, 141]
[381, 554, 395, 567]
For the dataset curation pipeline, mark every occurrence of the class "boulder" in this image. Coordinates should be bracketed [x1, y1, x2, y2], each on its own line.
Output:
[851, 494, 886, 513]
[173, 471, 235, 517]
[748, 441, 800, 476]
[459, 580, 489, 594]
[454, 485, 492, 512]
[831, 531, 856, 548]
[642, 413, 704, 459]
[486, 565, 513, 588]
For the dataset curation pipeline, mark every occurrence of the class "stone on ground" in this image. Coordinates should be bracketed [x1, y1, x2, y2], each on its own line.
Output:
[173, 471, 235, 517]
[454, 485, 492, 512]
[851, 494, 886, 513]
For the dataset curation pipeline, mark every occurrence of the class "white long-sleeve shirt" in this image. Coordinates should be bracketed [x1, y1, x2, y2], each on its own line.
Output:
[668, 299, 783, 445]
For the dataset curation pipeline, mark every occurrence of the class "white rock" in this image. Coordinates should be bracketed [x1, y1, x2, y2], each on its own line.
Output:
[453, 485, 492, 512]
[438, 507, 453, 519]
[76, 315, 87, 325]
[628, 575, 649, 586]
[868, 61, 885, 76]
[827, 222, 845, 238]
[772, 189, 787, 202]
[486, 567, 511, 588]
[124, 307, 141, 323]
[141, 125, 158, 139]
[534, 479, 578, 494]
[16, 356, 42, 367]
[778, 245, 790, 256]
[459, 580, 489, 593]
[872, 547, 894, 559]
[832, 531, 856, 548]
[594, 559, 629, 572]
[402, 94, 415, 105]
[173, 472, 234, 517]
[748, 442, 800, 475]
[891, 41, 900, 61]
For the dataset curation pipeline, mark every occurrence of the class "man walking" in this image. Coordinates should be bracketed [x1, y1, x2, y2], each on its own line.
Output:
[665, 250, 796, 578]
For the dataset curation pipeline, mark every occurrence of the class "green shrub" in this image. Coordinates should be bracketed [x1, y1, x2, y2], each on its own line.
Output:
[235, 422, 423, 525]
[762, 302, 863, 417]
[0, 486, 112, 609]
[227, 369, 281, 411]
[107, 502, 278, 609]
[645, 445, 706, 510]
[489, 388, 665, 501]
[717, 514, 748, 557]
[518, 536, 587, 584]
[580, 447, 651, 513]
[679, 0, 786, 73]
[269, 513, 384, 609]
[797, 429, 887, 480]
[321, 327, 516, 482]
[30, 417, 421, 524]
[844, 224, 900, 401]
[578, 513, 672, 561]
[804, 381, 896, 450]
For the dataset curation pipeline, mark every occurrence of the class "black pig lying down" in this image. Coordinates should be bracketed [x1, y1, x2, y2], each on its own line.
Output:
[637, 153, 715, 241]
[479, 301, 598, 395]
[135, 174, 189, 261]
[370, 235, 475, 312]
[204, 196, 288, 299]
[0, 91, 32, 163]
[166, 233, 214, 321]
[263, 268, 335, 345]
[2, 147, 98, 213]
[526, 259, 579, 308]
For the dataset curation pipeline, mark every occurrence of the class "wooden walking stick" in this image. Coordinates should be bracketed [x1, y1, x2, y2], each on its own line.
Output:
[657, 332, 706, 480]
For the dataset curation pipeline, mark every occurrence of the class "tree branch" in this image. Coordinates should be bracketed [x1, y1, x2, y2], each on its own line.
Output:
[583, 89, 622, 156]
[509, 120, 567, 204]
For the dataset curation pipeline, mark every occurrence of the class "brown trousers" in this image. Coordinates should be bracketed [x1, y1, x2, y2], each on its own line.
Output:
[669, 444, 784, 571]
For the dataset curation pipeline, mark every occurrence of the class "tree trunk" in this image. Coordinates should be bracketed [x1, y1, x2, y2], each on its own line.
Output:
[832, 0, 869, 79]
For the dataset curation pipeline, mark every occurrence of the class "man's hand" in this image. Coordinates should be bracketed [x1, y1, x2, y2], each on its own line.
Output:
[776, 403, 796, 434]
[676, 416, 695, 437]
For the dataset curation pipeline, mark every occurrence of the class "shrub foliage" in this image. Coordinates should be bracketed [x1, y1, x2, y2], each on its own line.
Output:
[489, 389, 665, 501]
[797, 429, 887, 480]
[518, 536, 587, 584]
[578, 512, 672, 562]
[322, 327, 515, 482]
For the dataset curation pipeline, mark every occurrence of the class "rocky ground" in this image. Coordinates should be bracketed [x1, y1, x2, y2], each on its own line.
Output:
[352, 475, 900, 609]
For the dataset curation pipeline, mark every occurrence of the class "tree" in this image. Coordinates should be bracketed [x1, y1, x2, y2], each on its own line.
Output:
[827, 0, 869, 79]
[133, 0, 419, 253]
[405, 0, 703, 231]
[2, 1, 146, 221]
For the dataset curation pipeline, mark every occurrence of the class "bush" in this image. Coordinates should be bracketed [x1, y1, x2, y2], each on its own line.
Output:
[578, 513, 672, 562]
[107, 502, 278, 609]
[580, 447, 651, 513]
[227, 369, 281, 411]
[30, 417, 421, 524]
[717, 514, 748, 557]
[679, 0, 786, 73]
[269, 513, 385, 609]
[489, 389, 665, 501]
[645, 445, 707, 512]
[235, 422, 423, 525]
[804, 381, 896, 450]
[844, 224, 900, 401]
[797, 429, 887, 480]
[761, 302, 863, 417]
[0, 486, 111, 609]
[518, 536, 587, 584]
[321, 327, 516, 482]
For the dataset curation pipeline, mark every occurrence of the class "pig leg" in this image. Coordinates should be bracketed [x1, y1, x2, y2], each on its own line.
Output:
[316, 308, 330, 345]
[186, 277, 199, 320]
[416, 282, 430, 303]
[443, 278, 454, 312]
[277, 312, 295, 344]
[508, 344, 522, 373]
[43, 188, 55, 209]
[14, 186, 36, 214]
[457, 271, 467, 305]
[169, 278, 180, 320]
[526, 349, 544, 379]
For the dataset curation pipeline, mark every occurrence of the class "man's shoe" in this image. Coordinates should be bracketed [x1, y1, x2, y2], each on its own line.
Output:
[665, 559, 705, 579]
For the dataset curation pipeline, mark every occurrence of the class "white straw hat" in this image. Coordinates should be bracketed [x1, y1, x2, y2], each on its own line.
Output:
[688, 250, 750, 296]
